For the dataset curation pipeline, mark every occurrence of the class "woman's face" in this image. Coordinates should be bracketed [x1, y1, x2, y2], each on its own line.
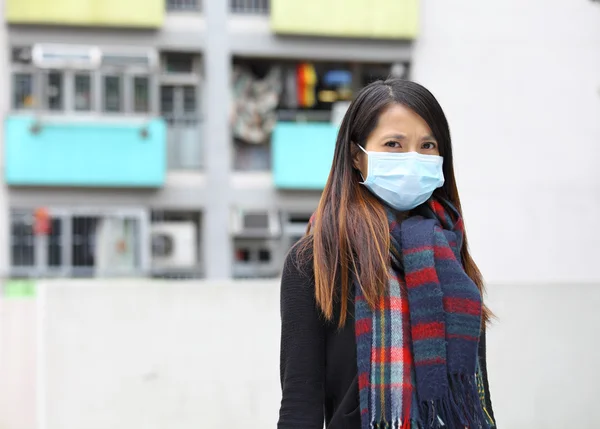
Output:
[353, 103, 440, 179]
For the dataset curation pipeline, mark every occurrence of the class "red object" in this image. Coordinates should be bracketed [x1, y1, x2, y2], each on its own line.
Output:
[33, 208, 51, 235]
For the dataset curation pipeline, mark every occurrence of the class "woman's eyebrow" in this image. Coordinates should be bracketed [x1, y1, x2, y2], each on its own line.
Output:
[421, 134, 437, 141]
[381, 133, 407, 140]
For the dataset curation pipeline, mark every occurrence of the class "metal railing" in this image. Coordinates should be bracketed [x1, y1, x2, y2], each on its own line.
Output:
[230, 0, 270, 14]
[166, 0, 201, 12]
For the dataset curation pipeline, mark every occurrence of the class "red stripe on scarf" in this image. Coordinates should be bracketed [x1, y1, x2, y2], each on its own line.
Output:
[447, 334, 479, 341]
[389, 296, 410, 313]
[356, 318, 372, 336]
[443, 297, 481, 316]
[359, 373, 369, 389]
[370, 346, 412, 363]
[405, 267, 437, 287]
[412, 321, 445, 340]
[434, 245, 456, 260]
[415, 357, 446, 366]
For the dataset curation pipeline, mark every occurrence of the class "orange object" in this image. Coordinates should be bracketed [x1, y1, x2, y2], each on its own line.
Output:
[33, 208, 51, 235]
[297, 63, 317, 108]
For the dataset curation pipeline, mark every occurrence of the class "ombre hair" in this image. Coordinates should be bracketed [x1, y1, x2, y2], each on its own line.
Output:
[298, 79, 491, 328]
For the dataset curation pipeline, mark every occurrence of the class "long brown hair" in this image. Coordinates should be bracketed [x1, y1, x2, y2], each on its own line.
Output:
[297, 79, 491, 328]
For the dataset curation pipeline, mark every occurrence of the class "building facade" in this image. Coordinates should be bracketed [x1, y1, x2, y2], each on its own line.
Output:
[2, 0, 417, 280]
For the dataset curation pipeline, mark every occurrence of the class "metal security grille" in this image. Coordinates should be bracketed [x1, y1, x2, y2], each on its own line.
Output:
[166, 0, 200, 11]
[230, 0, 270, 14]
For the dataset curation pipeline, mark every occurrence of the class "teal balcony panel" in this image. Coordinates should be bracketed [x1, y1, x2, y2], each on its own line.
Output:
[5, 116, 166, 187]
[272, 122, 338, 190]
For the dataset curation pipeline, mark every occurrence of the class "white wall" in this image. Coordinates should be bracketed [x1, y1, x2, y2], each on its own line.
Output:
[412, 0, 600, 284]
[0, 279, 596, 429]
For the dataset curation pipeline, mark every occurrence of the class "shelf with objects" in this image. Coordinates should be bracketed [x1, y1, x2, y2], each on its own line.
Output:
[230, 57, 410, 174]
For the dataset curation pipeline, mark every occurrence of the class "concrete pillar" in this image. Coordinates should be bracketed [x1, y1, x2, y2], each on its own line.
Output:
[202, 0, 233, 279]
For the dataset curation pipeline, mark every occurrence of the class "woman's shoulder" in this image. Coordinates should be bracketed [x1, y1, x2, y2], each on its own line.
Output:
[282, 236, 314, 283]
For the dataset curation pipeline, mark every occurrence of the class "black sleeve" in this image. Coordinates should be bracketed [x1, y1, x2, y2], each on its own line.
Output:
[277, 246, 326, 429]
[478, 327, 497, 427]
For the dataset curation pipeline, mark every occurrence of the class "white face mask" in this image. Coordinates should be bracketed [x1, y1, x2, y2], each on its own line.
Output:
[357, 145, 445, 211]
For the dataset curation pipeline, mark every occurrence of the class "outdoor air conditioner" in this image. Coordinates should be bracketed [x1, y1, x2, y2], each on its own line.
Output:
[230, 209, 281, 238]
[150, 222, 198, 269]
[32, 44, 102, 70]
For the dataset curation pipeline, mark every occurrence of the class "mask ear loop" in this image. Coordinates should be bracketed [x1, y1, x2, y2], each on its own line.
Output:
[355, 144, 368, 183]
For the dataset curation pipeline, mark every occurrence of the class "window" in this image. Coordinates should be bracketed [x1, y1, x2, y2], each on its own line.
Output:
[13, 73, 35, 109]
[258, 248, 271, 262]
[11, 46, 158, 115]
[183, 86, 196, 114]
[10, 210, 64, 271]
[164, 53, 195, 73]
[9, 209, 146, 278]
[46, 71, 63, 111]
[74, 74, 92, 112]
[10, 213, 35, 267]
[103, 75, 122, 112]
[134, 76, 150, 113]
[166, 0, 200, 11]
[160, 86, 175, 117]
[230, 0, 270, 14]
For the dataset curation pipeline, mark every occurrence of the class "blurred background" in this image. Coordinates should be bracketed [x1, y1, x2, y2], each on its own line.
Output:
[0, 0, 599, 428]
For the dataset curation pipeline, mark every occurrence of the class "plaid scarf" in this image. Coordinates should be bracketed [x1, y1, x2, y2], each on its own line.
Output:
[354, 199, 493, 429]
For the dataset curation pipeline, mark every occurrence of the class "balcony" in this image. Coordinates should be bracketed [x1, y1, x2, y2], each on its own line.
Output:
[270, 0, 419, 39]
[5, 115, 166, 187]
[6, 0, 164, 28]
[271, 122, 337, 190]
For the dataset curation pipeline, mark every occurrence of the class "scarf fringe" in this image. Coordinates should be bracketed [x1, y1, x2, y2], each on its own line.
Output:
[369, 419, 415, 429]
[414, 374, 490, 429]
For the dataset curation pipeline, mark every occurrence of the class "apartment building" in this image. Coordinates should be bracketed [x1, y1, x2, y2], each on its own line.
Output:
[2, 0, 417, 280]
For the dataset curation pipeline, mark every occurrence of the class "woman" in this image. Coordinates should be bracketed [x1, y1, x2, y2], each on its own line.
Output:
[278, 79, 496, 429]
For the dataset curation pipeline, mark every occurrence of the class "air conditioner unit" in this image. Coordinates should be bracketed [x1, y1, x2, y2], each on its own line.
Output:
[32, 44, 102, 70]
[150, 222, 198, 269]
[230, 209, 281, 238]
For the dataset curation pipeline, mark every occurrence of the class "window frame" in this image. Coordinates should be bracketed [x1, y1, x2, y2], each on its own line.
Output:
[9, 45, 160, 117]
[8, 207, 150, 278]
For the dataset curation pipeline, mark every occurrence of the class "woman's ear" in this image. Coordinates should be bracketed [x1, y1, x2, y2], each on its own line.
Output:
[351, 143, 361, 170]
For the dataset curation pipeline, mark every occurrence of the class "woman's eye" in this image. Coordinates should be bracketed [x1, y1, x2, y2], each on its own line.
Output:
[385, 141, 401, 148]
[422, 142, 437, 150]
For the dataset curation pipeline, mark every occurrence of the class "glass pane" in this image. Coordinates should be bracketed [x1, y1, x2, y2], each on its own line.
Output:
[134, 76, 150, 113]
[11, 213, 35, 267]
[164, 53, 194, 73]
[94, 217, 140, 274]
[71, 216, 141, 275]
[183, 86, 196, 113]
[74, 74, 92, 112]
[72, 216, 99, 268]
[103, 76, 121, 112]
[13, 73, 35, 109]
[48, 218, 63, 267]
[258, 249, 271, 262]
[47, 72, 63, 111]
[166, 0, 199, 11]
[161, 86, 175, 116]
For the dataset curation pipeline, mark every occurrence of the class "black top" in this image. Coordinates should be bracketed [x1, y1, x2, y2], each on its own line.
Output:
[277, 243, 496, 429]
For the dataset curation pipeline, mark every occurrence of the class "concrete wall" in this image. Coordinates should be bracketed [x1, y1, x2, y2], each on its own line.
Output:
[412, 0, 600, 284]
[1, 279, 599, 429]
